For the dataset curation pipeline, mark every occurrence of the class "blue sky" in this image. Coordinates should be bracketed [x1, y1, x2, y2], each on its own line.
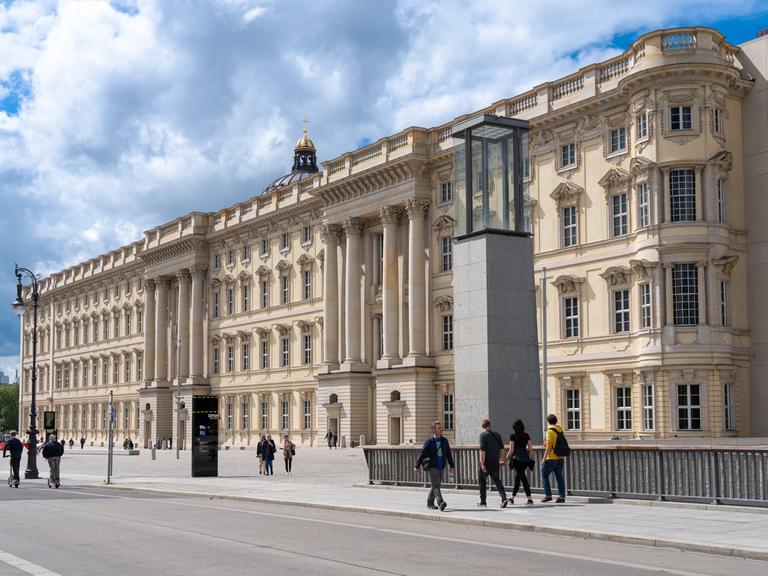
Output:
[0, 0, 767, 377]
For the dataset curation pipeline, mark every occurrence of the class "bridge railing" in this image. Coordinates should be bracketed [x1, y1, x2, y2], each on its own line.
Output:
[363, 446, 768, 507]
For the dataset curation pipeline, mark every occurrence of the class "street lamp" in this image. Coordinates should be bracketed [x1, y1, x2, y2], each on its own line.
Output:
[11, 264, 40, 479]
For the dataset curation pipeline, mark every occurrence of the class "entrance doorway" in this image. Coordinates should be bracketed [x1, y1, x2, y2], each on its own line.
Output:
[389, 417, 401, 445]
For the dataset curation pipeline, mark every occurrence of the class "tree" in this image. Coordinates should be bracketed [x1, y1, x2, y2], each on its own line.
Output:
[0, 383, 19, 431]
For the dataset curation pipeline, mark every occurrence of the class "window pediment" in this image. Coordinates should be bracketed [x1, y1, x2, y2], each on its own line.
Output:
[255, 265, 271, 278]
[629, 259, 658, 280]
[712, 255, 739, 279]
[600, 266, 631, 287]
[273, 323, 291, 337]
[630, 156, 656, 179]
[275, 259, 292, 274]
[432, 214, 455, 232]
[552, 274, 584, 296]
[598, 167, 630, 195]
[434, 295, 453, 313]
[296, 254, 314, 271]
[550, 182, 583, 207]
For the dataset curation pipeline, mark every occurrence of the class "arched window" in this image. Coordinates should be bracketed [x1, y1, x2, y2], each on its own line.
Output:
[329, 394, 338, 404]
[390, 391, 401, 402]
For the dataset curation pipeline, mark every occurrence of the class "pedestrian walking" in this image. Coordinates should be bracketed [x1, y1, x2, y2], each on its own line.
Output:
[331, 432, 337, 449]
[68, 438, 74, 450]
[324, 430, 332, 450]
[262, 434, 276, 476]
[256, 435, 266, 474]
[2, 430, 23, 487]
[80, 436, 86, 450]
[414, 420, 455, 511]
[282, 435, 295, 475]
[42, 434, 64, 488]
[507, 419, 534, 506]
[541, 414, 568, 503]
[477, 419, 509, 508]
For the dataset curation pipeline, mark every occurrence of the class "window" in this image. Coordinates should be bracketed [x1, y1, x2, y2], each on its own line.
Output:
[281, 337, 290, 367]
[137, 310, 143, 333]
[83, 364, 88, 387]
[261, 340, 269, 369]
[303, 400, 312, 431]
[227, 288, 234, 315]
[103, 289, 109, 303]
[441, 236, 453, 272]
[55, 367, 62, 389]
[613, 289, 630, 333]
[640, 283, 652, 329]
[93, 318, 99, 341]
[261, 280, 269, 309]
[281, 400, 289, 431]
[713, 108, 723, 134]
[227, 345, 234, 372]
[113, 357, 119, 384]
[242, 244, 251, 262]
[440, 181, 452, 204]
[226, 401, 233, 431]
[124, 355, 130, 382]
[136, 353, 142, 381]
[562, 206, 577, 247]
[92, 363, 98, 387]
[302, 225, 312, 244]
[636, 113, 648, 140]
[125, 311, 131, 336]
[261, 401, 269, 431]
[83, 322, 88, 344]
[113, 315, 120, 338]
[561, 143, 576, 168]
[564, 297, 579, 338]
[566, 389, 581, 431]
[65, 327, 70, 348]
[609, 127, 627, 154]
[720, 280, 729, 326]
[677, 383, 701, 431]
[303, 270, 312, 300]
[281, 275, 290, 305]
[261, 238, 270, 256]
[213, 254, 220, 269]
[616, 386, 632, 430]
[637, 182, 649, 228]
[242, 401, 249, 430]
[213, 291, 220, 319]
[442, 315, 453, 351]
[227, 249, 234, 266]
[301, 333, 313, 365]
[612, 193, 628, 237]
[716, 178, 726, 223]
[643, 384, 655, 431]
[672, 263, 698, 326]
[212, 346, 220, 374]
[670, 169, 696, 222]
[724, 383, 734, 431]
[242, 342, 250, 371]
[442, 394, 454, 431]
[73, 365, 79, 387]
[670, 106, 692, 131]
[281, 232, 290, 251]
[102, 361, 108, 385]
[242, 284, 249, 312]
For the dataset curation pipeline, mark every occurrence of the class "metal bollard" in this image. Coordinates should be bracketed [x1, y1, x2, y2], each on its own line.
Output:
[151, 446, 156, 460]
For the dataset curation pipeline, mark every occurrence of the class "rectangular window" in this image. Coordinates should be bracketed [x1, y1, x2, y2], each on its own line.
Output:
[303, 400, 312, 431]
[714, 108, 723, 134]
[616, 386, 632, 430]
[227, 345, 234, 372]
[643, 384, 655, 431]
[73, 365, 79, 387]
[137, 310, 143, 333]
[227, 288, 234, 315]
[213, 291, 220, 319]
[670, 169, 696, 222]
[673, 263, 699, 326]
[92, 363, 97, 387]
[609, 127, 627, 154]
[242, 342, 250, 371]
[677, 383, 701, 431]
[564, 296, 579, 338]
[83, 322, 88, 344]
[720, 280, 729, 326]
[441, 236, 453, 272]
[124, 406, 129, 430]
[261, 401, 269, 431]
[281, 400, 289, 431]
[55, 367, 62, 389]
[281, 337, 290, 367]
[440, 181, 452, 204]
[212, 346, 220, 374]
[213, 254, 220, 269]
[281, 232, 290, 250]
[261, 340, 269, 369]
[261, 280, 269, 309]
[242, 244, 251, 262]
[226, 401, 233, 431]
[303, 334, 312, 365]
[442, 314, 453, 351]
[281, 275, 290, 305]
[227, 249, 234, 266]
[303, 270, 312, 300]
[242, 284, 249, 312]
[442, 394, 454, 431]
[136, 354, 142, 381]
[561, 143, 576, 167]
[302, 225, 312, 244]
[637, 182, 649, 228]
[124, 356, 130, 382]
[83, 364, 89, 387]
[724, 383, 734, 431]
[640, 283, 652, 329]
[113, 357, 119, 384]
[103, 318, 109, 340]
[242, 401, 249, 430]
[614, 289, 630, 333]
[636, 113, 648, 140]
[670, 106, 692, 131]
[562, 206, 577, 247]
[125, 311, 131, 336]
[717, 178, 726, 223]
[261, 238, 270, 256]
[612, 193, 628, 236]
[102, 361, 108, 385]
[566, 389, 581, 431]
[113, 316, 120, 338]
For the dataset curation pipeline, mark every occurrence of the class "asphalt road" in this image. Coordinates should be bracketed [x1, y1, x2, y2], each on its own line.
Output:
[1, 483, 766, 576]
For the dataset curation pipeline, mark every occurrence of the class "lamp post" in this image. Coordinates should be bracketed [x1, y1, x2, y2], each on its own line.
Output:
[11, 264, 40, 479]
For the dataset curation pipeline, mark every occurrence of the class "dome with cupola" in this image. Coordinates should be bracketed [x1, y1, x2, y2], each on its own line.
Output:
[262, 121, 319, 195]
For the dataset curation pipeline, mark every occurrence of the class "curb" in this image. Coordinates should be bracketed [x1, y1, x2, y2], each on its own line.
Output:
[84, 483, 768, 562]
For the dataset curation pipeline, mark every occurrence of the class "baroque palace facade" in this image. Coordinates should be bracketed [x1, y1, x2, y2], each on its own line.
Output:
[17, 27, 768, 446]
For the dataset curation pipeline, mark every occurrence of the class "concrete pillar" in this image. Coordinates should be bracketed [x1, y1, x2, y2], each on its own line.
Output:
[405, 198, 429, 363]
[177, 269, 191, 381]
[343, 217, 365, 368]
[143, 278, 156, 383]
[189, 266, 205, 380]
[155, 277, 169, 385]
[321, 224, 341, 371]
[378, 206, 401, 368]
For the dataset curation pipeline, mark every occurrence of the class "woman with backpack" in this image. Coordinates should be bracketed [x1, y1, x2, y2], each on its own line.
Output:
[506, 419, 534, 506]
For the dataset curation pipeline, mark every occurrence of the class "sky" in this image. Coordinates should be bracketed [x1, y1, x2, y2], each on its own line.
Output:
[1, 0, 767, 378]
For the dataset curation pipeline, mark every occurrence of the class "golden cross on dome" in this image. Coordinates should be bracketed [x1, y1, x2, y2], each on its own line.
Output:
[303, 117, 309, 135]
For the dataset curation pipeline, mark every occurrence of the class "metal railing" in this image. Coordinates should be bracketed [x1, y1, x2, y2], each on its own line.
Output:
[363, 446, 768, 507]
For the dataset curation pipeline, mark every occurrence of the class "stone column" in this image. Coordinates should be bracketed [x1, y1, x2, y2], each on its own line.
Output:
[320, 224, 341, 371]
[697, 261, 707, 325]
[177, 270, 191, 381]
[189, 266, 205, 380]
[405, 198, 429, 363]
[343, 217, 365, 368]
[155, 277, 169, 385]
[378, 206, 401, 368]
[143, 278, 156, 384]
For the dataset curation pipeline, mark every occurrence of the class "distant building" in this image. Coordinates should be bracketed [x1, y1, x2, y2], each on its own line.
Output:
[0, 371, 10, 384]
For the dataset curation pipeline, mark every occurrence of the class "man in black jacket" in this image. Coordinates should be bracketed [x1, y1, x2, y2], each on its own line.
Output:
[414, 421, 455, 511]
[2, 430, 24, 486]
[42, 434, 64, 487]
[478, 419, 509, 508]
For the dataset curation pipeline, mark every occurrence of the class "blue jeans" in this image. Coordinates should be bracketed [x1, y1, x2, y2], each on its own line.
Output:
[541, 459, 565, 499]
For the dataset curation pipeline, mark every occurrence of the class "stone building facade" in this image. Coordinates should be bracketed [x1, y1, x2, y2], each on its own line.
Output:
[17, 27, 768, 446]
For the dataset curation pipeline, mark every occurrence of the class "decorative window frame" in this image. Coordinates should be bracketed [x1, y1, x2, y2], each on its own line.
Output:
[607, 372, 633, 432]
[709, 89, 727, 148]
[661, 88, 702, 144]
[601, 266, 631, 335]
[552, 275, 584, 339]
[554, 125, 580, 176]
[602, 110, 630, 163]
[550, 182, 583, 248]
[598, 167, 631, 238]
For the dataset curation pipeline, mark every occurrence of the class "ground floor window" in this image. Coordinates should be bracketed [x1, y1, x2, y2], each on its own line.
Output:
[616, 386, 632, 430]
[642, 384, 655, 431]
[304, 400, 312, 431]
[281, 400, 289, 431]
[566, 388, 581, 431]
[724, 383, 734, 431]
[677, 383, 701, 431]
[442, 394, 454, 431]
[261, 401, 269, 431]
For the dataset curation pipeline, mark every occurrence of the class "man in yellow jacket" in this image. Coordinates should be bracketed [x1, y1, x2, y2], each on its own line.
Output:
[541, 414, 566, 503]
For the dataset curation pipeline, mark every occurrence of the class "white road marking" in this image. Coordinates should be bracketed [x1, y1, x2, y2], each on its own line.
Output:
[0, 550, 62, 576]
[24, 486, 714, 576]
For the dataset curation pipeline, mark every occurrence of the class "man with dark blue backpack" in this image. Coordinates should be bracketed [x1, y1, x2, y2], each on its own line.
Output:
[541, 414, 569, 503]
[414, 421, 455, 511]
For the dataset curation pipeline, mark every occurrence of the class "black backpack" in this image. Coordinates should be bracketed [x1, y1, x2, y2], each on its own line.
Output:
[551, 428, 571, 457]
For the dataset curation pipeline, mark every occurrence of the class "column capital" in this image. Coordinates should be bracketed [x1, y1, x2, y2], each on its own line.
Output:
[176, 269, 191, 282]
[144, 277, 157, 289]
[320, 223, 342, 243]
[190, 264, 207, 276]
[379, 205, 403, 225]
[342, 217, 365, 237]
[405, 197, 430, 219]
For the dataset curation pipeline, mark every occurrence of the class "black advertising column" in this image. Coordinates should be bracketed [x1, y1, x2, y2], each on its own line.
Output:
[191, 395, 219, 477]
